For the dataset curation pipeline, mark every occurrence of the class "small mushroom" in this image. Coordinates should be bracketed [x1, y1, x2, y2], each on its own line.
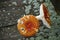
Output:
[36, 3, 51, 28]
[17, 15, 39, 37]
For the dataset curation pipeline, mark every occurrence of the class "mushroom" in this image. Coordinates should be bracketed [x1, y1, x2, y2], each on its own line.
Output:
[36, 3, 51, 28]
[17, 15, 39, 37]
[17, 3, 51, 37]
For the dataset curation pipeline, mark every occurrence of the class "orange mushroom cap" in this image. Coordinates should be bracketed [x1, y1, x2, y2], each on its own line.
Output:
[17, 15, 40, 37]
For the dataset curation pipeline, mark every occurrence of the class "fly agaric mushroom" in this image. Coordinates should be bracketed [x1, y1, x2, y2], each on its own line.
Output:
[17, 3, 51, 37]
[36, 3, 51, 28]
[17, 15, 39, 37]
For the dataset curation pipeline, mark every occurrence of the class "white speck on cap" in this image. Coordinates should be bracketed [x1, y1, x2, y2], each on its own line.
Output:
[20, 20, 24, 24]
[34, 28, 38, 32]
[17, 19, 24, 24]
[27, 16, 29, 19]
[17, 19, 20, 23]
